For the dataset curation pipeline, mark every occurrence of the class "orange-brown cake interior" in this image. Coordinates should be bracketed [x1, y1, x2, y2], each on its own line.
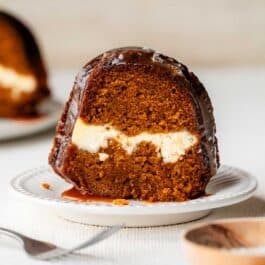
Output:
[80, 67, 198, 135]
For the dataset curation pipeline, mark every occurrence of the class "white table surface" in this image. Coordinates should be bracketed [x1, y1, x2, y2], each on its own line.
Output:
[0, 68, 264, 265]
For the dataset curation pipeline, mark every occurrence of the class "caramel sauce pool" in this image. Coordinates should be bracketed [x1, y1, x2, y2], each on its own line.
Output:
[61, 187, 113, 203]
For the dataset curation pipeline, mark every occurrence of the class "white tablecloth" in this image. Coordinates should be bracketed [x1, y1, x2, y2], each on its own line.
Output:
[0, 69, 265, 265]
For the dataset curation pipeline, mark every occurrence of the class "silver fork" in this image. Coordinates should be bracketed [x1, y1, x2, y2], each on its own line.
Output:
[0, 225, 123, 261]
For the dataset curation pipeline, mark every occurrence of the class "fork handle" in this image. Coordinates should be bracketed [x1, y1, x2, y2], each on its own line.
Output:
[0, 227, 24, 244]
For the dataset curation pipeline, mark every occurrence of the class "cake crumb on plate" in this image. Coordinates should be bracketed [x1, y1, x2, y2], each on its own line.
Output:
[41, 182, 51, 190]
[112, 199, 129, 206]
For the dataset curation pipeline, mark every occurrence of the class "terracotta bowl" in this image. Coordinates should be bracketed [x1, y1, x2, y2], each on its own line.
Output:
[182, 218, 265, 265]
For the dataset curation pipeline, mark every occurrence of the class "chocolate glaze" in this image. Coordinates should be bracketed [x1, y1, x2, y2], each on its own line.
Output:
[0, 11, 49, 98]
[49, 47, 219, 181]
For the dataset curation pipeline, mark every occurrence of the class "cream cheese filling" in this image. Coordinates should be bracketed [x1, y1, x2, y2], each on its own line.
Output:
[0, 64, 37, 99]
[72, 118, 197, 163]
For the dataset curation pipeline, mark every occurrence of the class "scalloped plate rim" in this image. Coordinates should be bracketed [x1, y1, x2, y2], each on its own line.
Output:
[9, 164, 257, 215]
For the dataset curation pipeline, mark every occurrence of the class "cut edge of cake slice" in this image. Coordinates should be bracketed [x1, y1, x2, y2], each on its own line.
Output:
[49, 47, 219, 202]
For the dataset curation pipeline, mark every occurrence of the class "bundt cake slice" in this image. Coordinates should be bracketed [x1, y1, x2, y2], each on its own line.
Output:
[49, 47, 219, 202]
[0, 11, 49, 117]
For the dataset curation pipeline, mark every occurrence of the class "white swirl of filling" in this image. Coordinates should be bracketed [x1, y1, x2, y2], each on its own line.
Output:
[72, 118, 197, 163]
[0, 64, 37, 99]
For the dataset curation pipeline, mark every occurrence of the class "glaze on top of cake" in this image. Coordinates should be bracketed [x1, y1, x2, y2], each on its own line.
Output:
[0, 11, 49, 117]
[49, 47, 219, 202]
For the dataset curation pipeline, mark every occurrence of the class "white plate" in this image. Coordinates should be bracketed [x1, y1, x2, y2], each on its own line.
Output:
[0, 99, 62, 141]
[10, 165, 257, 227]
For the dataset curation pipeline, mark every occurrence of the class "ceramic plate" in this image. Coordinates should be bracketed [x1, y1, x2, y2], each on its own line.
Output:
[0, 99, 62, 141]
[10, 165, 257, 227]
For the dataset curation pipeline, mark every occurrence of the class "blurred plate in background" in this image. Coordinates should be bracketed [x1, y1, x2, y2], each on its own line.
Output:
[0, 99, 62, 141]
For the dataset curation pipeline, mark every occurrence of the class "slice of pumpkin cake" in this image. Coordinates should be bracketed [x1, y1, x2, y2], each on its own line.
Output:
[49, 47, 219, 202]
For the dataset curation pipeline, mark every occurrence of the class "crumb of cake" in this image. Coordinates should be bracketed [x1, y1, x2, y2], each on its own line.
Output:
[112, 199, 129, 206]
[41, 182, 51, 190]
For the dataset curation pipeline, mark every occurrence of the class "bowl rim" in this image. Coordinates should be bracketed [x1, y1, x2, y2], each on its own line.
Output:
[181, 217, 265, 259]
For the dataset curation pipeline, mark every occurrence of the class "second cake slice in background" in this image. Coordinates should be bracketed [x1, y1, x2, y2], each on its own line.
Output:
[0, 11, 50, 117]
